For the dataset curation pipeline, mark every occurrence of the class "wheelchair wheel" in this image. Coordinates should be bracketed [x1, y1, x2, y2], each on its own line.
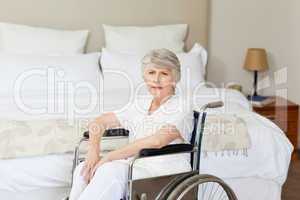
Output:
[165, 174, 237, 200]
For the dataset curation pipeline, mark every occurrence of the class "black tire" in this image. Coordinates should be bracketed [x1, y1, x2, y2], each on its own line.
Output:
[165, 174, 238, 200]
[155, 171, 199, 200]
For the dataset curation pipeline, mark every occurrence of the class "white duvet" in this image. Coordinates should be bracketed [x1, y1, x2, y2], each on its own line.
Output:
[200, 109, 292, 184]
[0, 88, 293, 193]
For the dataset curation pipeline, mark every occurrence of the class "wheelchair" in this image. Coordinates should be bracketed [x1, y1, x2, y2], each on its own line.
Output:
[65, 101, 238, 200]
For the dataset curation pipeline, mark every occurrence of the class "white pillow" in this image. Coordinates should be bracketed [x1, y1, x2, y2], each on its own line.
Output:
[0, 22, 89, 55]
[177, 44, 207, 90]
[100, 43, 207, 94]
[103, 24, 187, 55]
[0, 53, 101, 97]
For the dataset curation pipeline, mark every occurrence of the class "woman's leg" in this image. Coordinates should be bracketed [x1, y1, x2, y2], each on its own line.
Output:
[69, 162, 88, 200]
[78, 161, 128, 200]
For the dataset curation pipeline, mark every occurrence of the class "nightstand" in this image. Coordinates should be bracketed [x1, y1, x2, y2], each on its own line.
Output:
[252, 96, 299, 160]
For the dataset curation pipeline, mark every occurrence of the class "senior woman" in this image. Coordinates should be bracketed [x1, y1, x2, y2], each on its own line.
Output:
[69, 49, 193, 200]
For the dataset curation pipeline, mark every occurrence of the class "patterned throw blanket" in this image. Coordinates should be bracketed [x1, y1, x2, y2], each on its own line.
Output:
[202, 114, 251, 157]
[0, 119, 88, 159]
[0, 114, 251, 159]
[0, 119, 130, 159]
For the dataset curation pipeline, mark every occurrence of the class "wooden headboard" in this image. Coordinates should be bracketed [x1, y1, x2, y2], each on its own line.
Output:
[0, 0, 208, 52]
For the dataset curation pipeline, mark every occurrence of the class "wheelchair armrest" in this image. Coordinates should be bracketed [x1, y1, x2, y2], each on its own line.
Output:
[83, 128, 129, 139]
[138, 144, 194, 158]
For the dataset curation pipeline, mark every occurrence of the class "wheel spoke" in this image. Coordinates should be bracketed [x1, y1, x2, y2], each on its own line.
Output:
[207, 182, 214, 199]
[217, 186, 225, 200]
[211, 184, 220, 200]
[201, 182, 208, 199]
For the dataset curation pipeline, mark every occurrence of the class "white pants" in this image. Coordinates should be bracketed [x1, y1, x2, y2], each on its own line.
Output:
[69, 156, 190, 200]
[69, 161, 129, 200]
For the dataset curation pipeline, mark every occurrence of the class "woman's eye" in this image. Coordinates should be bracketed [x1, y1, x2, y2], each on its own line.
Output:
[149, 71, 155, 74]
[162, 72, 168, 76]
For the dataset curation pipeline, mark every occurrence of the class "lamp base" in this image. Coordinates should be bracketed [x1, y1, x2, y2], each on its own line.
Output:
[247, 95, 268, 102]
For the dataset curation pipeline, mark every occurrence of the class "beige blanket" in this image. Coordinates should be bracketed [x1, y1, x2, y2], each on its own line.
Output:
[0, 119, 131, 159]
[0, 114, 251, 159]
[0, 119, 88, 159]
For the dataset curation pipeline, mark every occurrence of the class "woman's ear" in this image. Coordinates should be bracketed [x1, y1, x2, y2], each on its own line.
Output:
[142, 74, 147, 82]
[172, 77, 177, 86]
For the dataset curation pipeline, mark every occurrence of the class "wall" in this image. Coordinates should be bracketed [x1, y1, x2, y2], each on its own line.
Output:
[0, 0, 209, 52]
[208, 0, 300, 147]
[288, 0, 300, 105]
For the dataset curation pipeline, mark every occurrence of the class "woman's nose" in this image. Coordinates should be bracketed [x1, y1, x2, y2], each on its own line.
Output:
[153, 73, 160, 83]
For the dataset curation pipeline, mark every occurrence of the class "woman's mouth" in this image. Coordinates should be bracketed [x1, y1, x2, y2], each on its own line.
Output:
[151, 86, 163, 90]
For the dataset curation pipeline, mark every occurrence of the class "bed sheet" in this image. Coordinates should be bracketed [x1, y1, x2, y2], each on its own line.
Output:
[0, 153, 73, 192]
[224, 177, 281, 200]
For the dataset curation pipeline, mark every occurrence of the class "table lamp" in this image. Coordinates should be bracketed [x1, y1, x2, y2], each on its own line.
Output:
[244, 48, 269, 100]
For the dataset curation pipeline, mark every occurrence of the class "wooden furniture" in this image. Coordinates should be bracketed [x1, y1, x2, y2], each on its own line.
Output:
[253, 96, 299, 160]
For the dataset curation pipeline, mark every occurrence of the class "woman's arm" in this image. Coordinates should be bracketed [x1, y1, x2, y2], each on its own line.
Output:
[88, 112, 121, 151]
[90, 125, 182, 177]
[81, 112, 121, 183]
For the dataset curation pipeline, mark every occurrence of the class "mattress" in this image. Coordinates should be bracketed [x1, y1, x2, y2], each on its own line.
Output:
[0, 187, 70, 200]
[0, 177, 281, 200]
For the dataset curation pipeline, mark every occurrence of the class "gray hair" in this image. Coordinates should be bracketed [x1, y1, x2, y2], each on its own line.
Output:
[141, 48, 181, 82]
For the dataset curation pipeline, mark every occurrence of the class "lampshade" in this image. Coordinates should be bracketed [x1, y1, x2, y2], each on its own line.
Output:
[244, 48, 269, 71]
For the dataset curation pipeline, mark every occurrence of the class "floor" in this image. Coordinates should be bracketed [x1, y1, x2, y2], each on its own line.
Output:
[282, 152, 300, 200]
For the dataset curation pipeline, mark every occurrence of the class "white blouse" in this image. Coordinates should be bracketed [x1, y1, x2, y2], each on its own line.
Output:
[114, 94, 194, 179]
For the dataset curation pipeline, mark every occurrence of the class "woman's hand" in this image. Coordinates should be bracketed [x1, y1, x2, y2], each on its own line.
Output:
[90, 155, 111, 181]
[80, 147, 100, 184]
[79, 112, 121, 184]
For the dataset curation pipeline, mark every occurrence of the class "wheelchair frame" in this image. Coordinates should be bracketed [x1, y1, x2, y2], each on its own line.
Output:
[70, 101, 237, 200]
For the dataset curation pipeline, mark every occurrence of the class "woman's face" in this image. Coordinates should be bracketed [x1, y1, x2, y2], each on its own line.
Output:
[143, 65, 176, 98]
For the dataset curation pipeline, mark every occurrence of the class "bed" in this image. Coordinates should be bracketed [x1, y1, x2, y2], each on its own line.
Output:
[0, 178, 281, 200]
[0, 88, 293, 200]
[0, 0, 293, 199]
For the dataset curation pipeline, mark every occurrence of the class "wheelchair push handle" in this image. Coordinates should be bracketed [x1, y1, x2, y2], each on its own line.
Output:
[200, 101, 224, 112]
[206, 101, 224, 109]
